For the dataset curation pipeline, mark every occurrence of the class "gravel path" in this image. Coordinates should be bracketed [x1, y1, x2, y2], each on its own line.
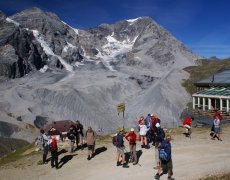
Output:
[1, 126, 230, 180]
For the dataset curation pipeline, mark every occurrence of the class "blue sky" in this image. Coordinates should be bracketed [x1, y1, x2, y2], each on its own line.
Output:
[1, 0, 230, 58]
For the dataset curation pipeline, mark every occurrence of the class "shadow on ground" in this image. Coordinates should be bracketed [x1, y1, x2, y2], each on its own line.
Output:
[93, 146, 107, 157]
[58, 153, 78, 168]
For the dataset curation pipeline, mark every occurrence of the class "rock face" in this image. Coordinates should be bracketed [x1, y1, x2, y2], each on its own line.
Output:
[0, 8, 201, 139]
[0, 10, 46, 78]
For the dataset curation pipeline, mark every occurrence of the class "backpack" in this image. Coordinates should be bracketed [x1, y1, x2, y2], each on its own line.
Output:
[112, 135, 118, 146]
[112, 134, 122, 147]
[49, 139, 57, 152]
[145, 117, 151, 128]
[159, 142, 169, 161]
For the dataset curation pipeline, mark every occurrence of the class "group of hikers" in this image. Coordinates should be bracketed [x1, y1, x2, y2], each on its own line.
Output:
[38, 111, 224, 180]
[39, 120, 96, 169]
[111, 114, 174, 180]
[183, 111, 223, 141]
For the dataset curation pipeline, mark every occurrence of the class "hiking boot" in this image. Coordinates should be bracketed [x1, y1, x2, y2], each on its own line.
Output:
[141, 145, 144, 148]
[116, 161, 121, 166]
[168, 177, 174, 180]
[122, 163, 129, 168]
[87, 155, 91, 160]
[133, 162, 137, 165]
[154, 173, 160, 180]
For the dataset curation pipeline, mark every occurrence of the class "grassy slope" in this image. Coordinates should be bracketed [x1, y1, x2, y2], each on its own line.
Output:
[0, 137, 29, 157]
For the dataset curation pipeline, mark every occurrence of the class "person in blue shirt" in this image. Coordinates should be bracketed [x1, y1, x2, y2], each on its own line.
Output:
[115, 128, 129, 168]
[155, 134, 174, 180]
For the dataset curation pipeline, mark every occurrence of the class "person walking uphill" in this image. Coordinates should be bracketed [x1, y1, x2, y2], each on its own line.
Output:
[50, 136, 59, 169]
[155, 135, 174, 180]
[125, 128, 138, 165]
[85, 127, 96, 160]
[211, 115, 222, 141]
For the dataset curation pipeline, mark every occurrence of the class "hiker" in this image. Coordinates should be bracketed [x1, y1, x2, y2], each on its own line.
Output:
[150, 115, 161, 145]
[183, 116, 193, 137]
[50, 136, 59, 169]
[155, 135, 174, 180]
[76, 120, 84, 150]
[40, 129, 50, 164]
[139, 118, 149, 148]
[114, 128, 129, 168]
[67, 125, 77, 153]
[145, 114, 152, 128]
[154, 123, 165, 170]
[151, 115, 161, 128]
[211, 115, 222, 141]
[213, 111, 223, 122]
[137, 116, 145, 130]
[85, 126, 96, 160]
[125, 128, 138, 165]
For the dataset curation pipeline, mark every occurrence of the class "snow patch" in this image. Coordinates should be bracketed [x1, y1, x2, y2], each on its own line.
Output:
[126, 17, 141, 24]
[32, 30, 73, 72]
[63, 42, 77, 52]
[95, 34, 138, 71]
[39, 65, 49, 73]
[6, 17, 20, 27]
[75, 61, 84, 67]
[62, 21, 79, 35]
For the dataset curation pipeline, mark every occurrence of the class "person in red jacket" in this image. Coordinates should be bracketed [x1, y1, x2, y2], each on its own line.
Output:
[125, 128, 138, 165]
[183, 117, 194, 137]
[50, 136, 58, 169]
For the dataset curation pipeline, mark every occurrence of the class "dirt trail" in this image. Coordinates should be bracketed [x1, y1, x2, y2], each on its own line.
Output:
[1, 126, 230, 180]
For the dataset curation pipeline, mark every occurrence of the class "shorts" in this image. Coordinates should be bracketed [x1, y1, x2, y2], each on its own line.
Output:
[116, 146, 125, 156]
[214, 127, 220, 133]
[87, 145, 94, 150]
[161, 159, 173, 171]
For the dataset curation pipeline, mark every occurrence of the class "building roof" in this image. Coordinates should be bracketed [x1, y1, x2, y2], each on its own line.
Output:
[193, 87, 230, 98]
[44, 120, 76, 133]
[194, 68, 230, 87]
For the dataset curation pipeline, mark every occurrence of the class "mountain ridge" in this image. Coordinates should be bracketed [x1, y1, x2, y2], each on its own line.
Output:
[0, 7, 200, 141]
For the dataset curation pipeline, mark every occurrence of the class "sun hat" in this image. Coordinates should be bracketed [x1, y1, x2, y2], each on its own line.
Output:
[130, 128, 134, 131]
[155, 123, 160, 127]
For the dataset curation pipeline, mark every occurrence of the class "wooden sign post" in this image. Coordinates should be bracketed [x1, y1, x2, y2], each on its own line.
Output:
[117, 103, 125, 128]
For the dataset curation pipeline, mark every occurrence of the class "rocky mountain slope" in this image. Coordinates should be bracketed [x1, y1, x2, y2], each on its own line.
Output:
[0, 8, 200, 141]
